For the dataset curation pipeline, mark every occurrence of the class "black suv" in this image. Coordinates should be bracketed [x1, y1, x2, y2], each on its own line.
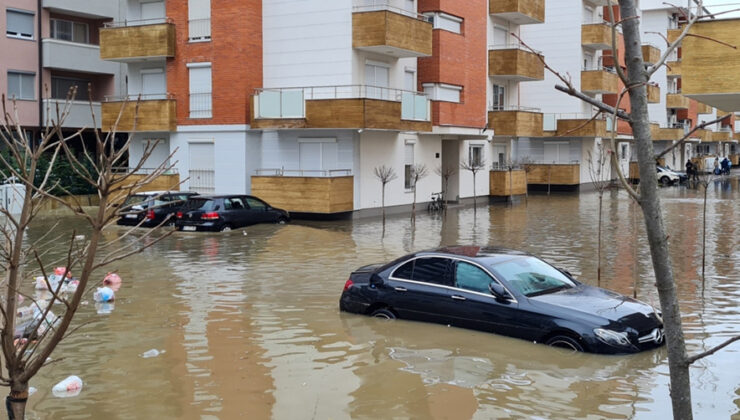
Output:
[175, 195, 290, 232]
[117, 191, 198, 228]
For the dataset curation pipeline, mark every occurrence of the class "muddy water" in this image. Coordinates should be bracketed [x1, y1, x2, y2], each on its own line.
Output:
[22, 179, 740, 419]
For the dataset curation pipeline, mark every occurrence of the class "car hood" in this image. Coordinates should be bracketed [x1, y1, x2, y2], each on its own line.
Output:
[529, 284, 656, 325]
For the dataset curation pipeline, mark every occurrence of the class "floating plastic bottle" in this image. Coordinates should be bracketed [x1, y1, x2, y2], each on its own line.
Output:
[140, 349, 165, 358]
[93, 287, 115, 303]
[103, 272, 122, 291]
[52, 376, 82, 398]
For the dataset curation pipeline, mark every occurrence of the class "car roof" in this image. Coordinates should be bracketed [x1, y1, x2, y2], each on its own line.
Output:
[412, 246, 533, 265]
[186, 194, 261, 200]
[133, 191, 198, 196]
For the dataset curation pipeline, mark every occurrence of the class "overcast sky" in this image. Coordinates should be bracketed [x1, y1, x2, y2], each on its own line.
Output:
[701, 0, 740, 17]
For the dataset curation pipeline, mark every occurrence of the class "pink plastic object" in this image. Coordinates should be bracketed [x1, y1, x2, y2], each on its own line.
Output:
[53, 267, 72, 278]
[103, 272, 122, 291]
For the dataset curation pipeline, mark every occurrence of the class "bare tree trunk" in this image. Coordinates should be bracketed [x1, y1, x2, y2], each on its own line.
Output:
[702, 183, 708, 287]
[547, 166, 551, 195]
[381, 183, 386, 225]
[472, 173, 477, 209]
[411, 187, 416, 224]
[619, 2, 692, 418]
[6, 381, 28, 420]
[597, 191, 603, 286]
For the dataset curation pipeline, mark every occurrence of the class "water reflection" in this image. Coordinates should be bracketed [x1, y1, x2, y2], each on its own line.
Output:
[21, 182, 740, 419]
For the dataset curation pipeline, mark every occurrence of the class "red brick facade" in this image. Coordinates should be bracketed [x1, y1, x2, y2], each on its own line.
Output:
[418, 0, 487, 129]
[166, 0, 262, 126]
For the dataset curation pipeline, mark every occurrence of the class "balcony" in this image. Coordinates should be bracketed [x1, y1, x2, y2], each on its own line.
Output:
[647, 84, 660, 103]
[666, 93, 690, 109]
[525, 164, 580, 185]
[653, 126, 683, 141]
[112, 168, 181, 193]
[696, 102, 713, 114]
[667, 28, 682, 44]
[42, 39, 119, 75]
[581, 23, 612, 50]
[694, 129, 712, 142]
[547, 114, 609, 137]
[490, 170, 527, 197]
[252, 85, 431, 132]
[251, 170, 354, 214]
[43, 99, 101, 129]
[666, 60, 681, 77]
[712, 130, 732, 142]
[100, 20, 175, 62]
[717, 109, 733, 119]
[352, 6, 432, 58]
[581, 68, 619, 95]
[584, 0, 617, 5]
[487, 107, 543, 137]
[642, 44, 661, 65]
[42, 0, 117, 18]
[682, 20, 740, 111]
[488, 45, 544, 81]
[101, 95, 176, 132]
[489, 0, 544, 25]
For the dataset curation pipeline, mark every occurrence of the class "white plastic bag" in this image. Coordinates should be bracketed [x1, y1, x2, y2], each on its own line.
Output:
[93, 287, 115, 303]
[52, 375, 82, 398]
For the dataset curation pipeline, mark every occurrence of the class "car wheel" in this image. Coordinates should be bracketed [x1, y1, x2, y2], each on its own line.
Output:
[545, 335, 584, 352]
[276, 217, 288, 225]
[370, 308, 396, 320]
[220, 224, 232, 232]
[660, 176, 671, 185]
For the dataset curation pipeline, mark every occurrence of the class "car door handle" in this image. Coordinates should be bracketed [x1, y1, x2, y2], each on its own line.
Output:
[451, 295, 466, 301]
[394, 287, 407, 292]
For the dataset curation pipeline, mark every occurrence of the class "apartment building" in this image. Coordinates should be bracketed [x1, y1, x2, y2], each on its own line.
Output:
[1, 0, 123, 138]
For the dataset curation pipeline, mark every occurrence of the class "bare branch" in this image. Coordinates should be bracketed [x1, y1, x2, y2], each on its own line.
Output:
[686, 335, 740, 365]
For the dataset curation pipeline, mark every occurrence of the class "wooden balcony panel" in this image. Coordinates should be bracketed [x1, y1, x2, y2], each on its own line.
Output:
[647, 84, 660, 103]
[642, 45, 661, 65]
[489, 0, 544, 25]
[100, 23, 175, 61]
[488, 110, 543, 137]
[488, 49, 544, 81]
[352, 11, 432, 57]
[735, 133, 740, 141]
[581, 23, 612, 49]
[251, 176, 354, 214]
[101, 99, 176, 132]
[693, 129, 712, 142]
[581, 70, 619, 95]
[666, 60, 681, 76]
[730, 154, 740, 165]
[654, 127, 683, 141]
[304, 98, 431, 132]
[556, 119, 607, 137]
[649, 123, 660, 140]
[667, 28, 682, 44]
[716, 109, 733, 119]
[666, 93, 689, 109]
[696, 102, 713, 114]
[712, 131, 732, 141]
[115, 173, 180, 193]
[525, 164, 580, 185]
[490, 170, 527, 196]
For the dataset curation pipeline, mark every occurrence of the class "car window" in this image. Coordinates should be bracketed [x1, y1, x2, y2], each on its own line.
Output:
[245, 197, 267, 210]
[224, 198, 245, 210]
[122, 195, 147, 209]
[455, 261, 493, 294]
[183, 198, 216, 211]
[490, 256, 575, 297]
[393, 257, 452, 286]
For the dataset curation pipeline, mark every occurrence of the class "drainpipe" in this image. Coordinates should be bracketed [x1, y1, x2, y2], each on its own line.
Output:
[37, 0, 43, 144]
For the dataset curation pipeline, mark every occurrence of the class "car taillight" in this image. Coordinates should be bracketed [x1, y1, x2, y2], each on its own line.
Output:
[201, 212, 220, 220]
[343, 279, 354, 291]
[176, 212, 183, 218]
[146, 210, 155, 220]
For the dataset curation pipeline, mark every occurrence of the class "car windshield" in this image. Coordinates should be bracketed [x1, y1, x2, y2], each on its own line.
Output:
[182, 198, 216, 211]
[489, 256, 575, 297]
[122, 195, 150, 210]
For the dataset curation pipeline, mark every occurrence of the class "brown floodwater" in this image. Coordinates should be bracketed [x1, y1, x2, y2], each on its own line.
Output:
[20, 179, 740, 419]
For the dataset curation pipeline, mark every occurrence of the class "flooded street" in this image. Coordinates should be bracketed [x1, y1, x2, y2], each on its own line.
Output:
[22, 180, 740, 419]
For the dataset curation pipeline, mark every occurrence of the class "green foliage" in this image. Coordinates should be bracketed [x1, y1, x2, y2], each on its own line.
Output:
[0, 149, 95, 196]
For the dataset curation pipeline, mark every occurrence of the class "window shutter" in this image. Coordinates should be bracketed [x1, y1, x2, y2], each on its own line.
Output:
[7, 10, 34, 38]
[189, 65, 212, 118]
[188, 0, 211, 40]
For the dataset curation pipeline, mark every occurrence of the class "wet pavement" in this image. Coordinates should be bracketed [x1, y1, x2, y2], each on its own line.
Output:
[21, 178, 740, 419]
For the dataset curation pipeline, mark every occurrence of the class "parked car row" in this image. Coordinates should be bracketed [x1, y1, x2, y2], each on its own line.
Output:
[117, 192, 290, 231]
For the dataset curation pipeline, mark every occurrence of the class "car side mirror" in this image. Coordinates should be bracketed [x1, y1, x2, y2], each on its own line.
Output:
[489, 282, 510, 301]
[370, 273, 384, 288]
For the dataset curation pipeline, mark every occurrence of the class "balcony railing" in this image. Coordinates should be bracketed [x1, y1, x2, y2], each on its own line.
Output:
[254, 85, 430, 122]
[488, 105, 541, 112]
[254, 169, 352, 177]
[189, 92, 212, 119]
[544, 113, 614, 133]
[488, 42, 542, 54]
[104, 93, 174, 102]
[103, 18, 172, 28]
[352, 1, 427, 20]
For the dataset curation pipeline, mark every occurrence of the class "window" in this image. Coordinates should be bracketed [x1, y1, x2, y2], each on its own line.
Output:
[298, 139, 338, 172]
[188, 64, 212, 118]
[544, 142, 570, 164]
[50, 19, 88, 43]
[188, 0, 211, 41]
[492, 84, 505, 110]
[393, 258, 452, 286]
[51, 77, 91, 100]
[455, 262, 493, 294]
[7, 72, 34, 100]
[404, 143, 414, 189]
[224, 197, 245, 210]
[423, 12, 462, 34]
[365, 62, 389, 99]
[245, 197, 267, 210]
[422, 83, 461, 103]
[6, 9, 34, 39]
[469, 145, 483, 167]
[620, 144, 629, 160]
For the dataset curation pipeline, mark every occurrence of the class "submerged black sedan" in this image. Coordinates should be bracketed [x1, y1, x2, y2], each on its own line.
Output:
[339, 247, 665, 355]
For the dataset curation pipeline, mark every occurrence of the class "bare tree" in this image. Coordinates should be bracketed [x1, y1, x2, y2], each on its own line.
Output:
[695, 170, 714, 288]
[513, 2, 740, 418]
[460, 156, 486, 209]
[518, 156, 535, 205]
[0, 91, 174, 419]
[586, 140, 612, 286]
[373, 165, 397, 225]
[434, 165, 457, 208]
[409, 164, 428, 224]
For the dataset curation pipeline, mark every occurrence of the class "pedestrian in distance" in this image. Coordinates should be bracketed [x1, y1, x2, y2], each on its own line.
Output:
[685, 159, 694, 181]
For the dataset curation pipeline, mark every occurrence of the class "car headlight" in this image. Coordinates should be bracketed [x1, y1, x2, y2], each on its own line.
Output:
[594, 328, 632, 347]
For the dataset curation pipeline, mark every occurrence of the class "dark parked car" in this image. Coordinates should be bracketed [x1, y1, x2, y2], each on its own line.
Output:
[117, 191, 198, 228]
[340, 246, 665, 355]
[175, 195, 290, 232]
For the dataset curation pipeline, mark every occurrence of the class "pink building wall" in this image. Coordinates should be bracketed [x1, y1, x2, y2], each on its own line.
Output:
[1, 0, 39, 127]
